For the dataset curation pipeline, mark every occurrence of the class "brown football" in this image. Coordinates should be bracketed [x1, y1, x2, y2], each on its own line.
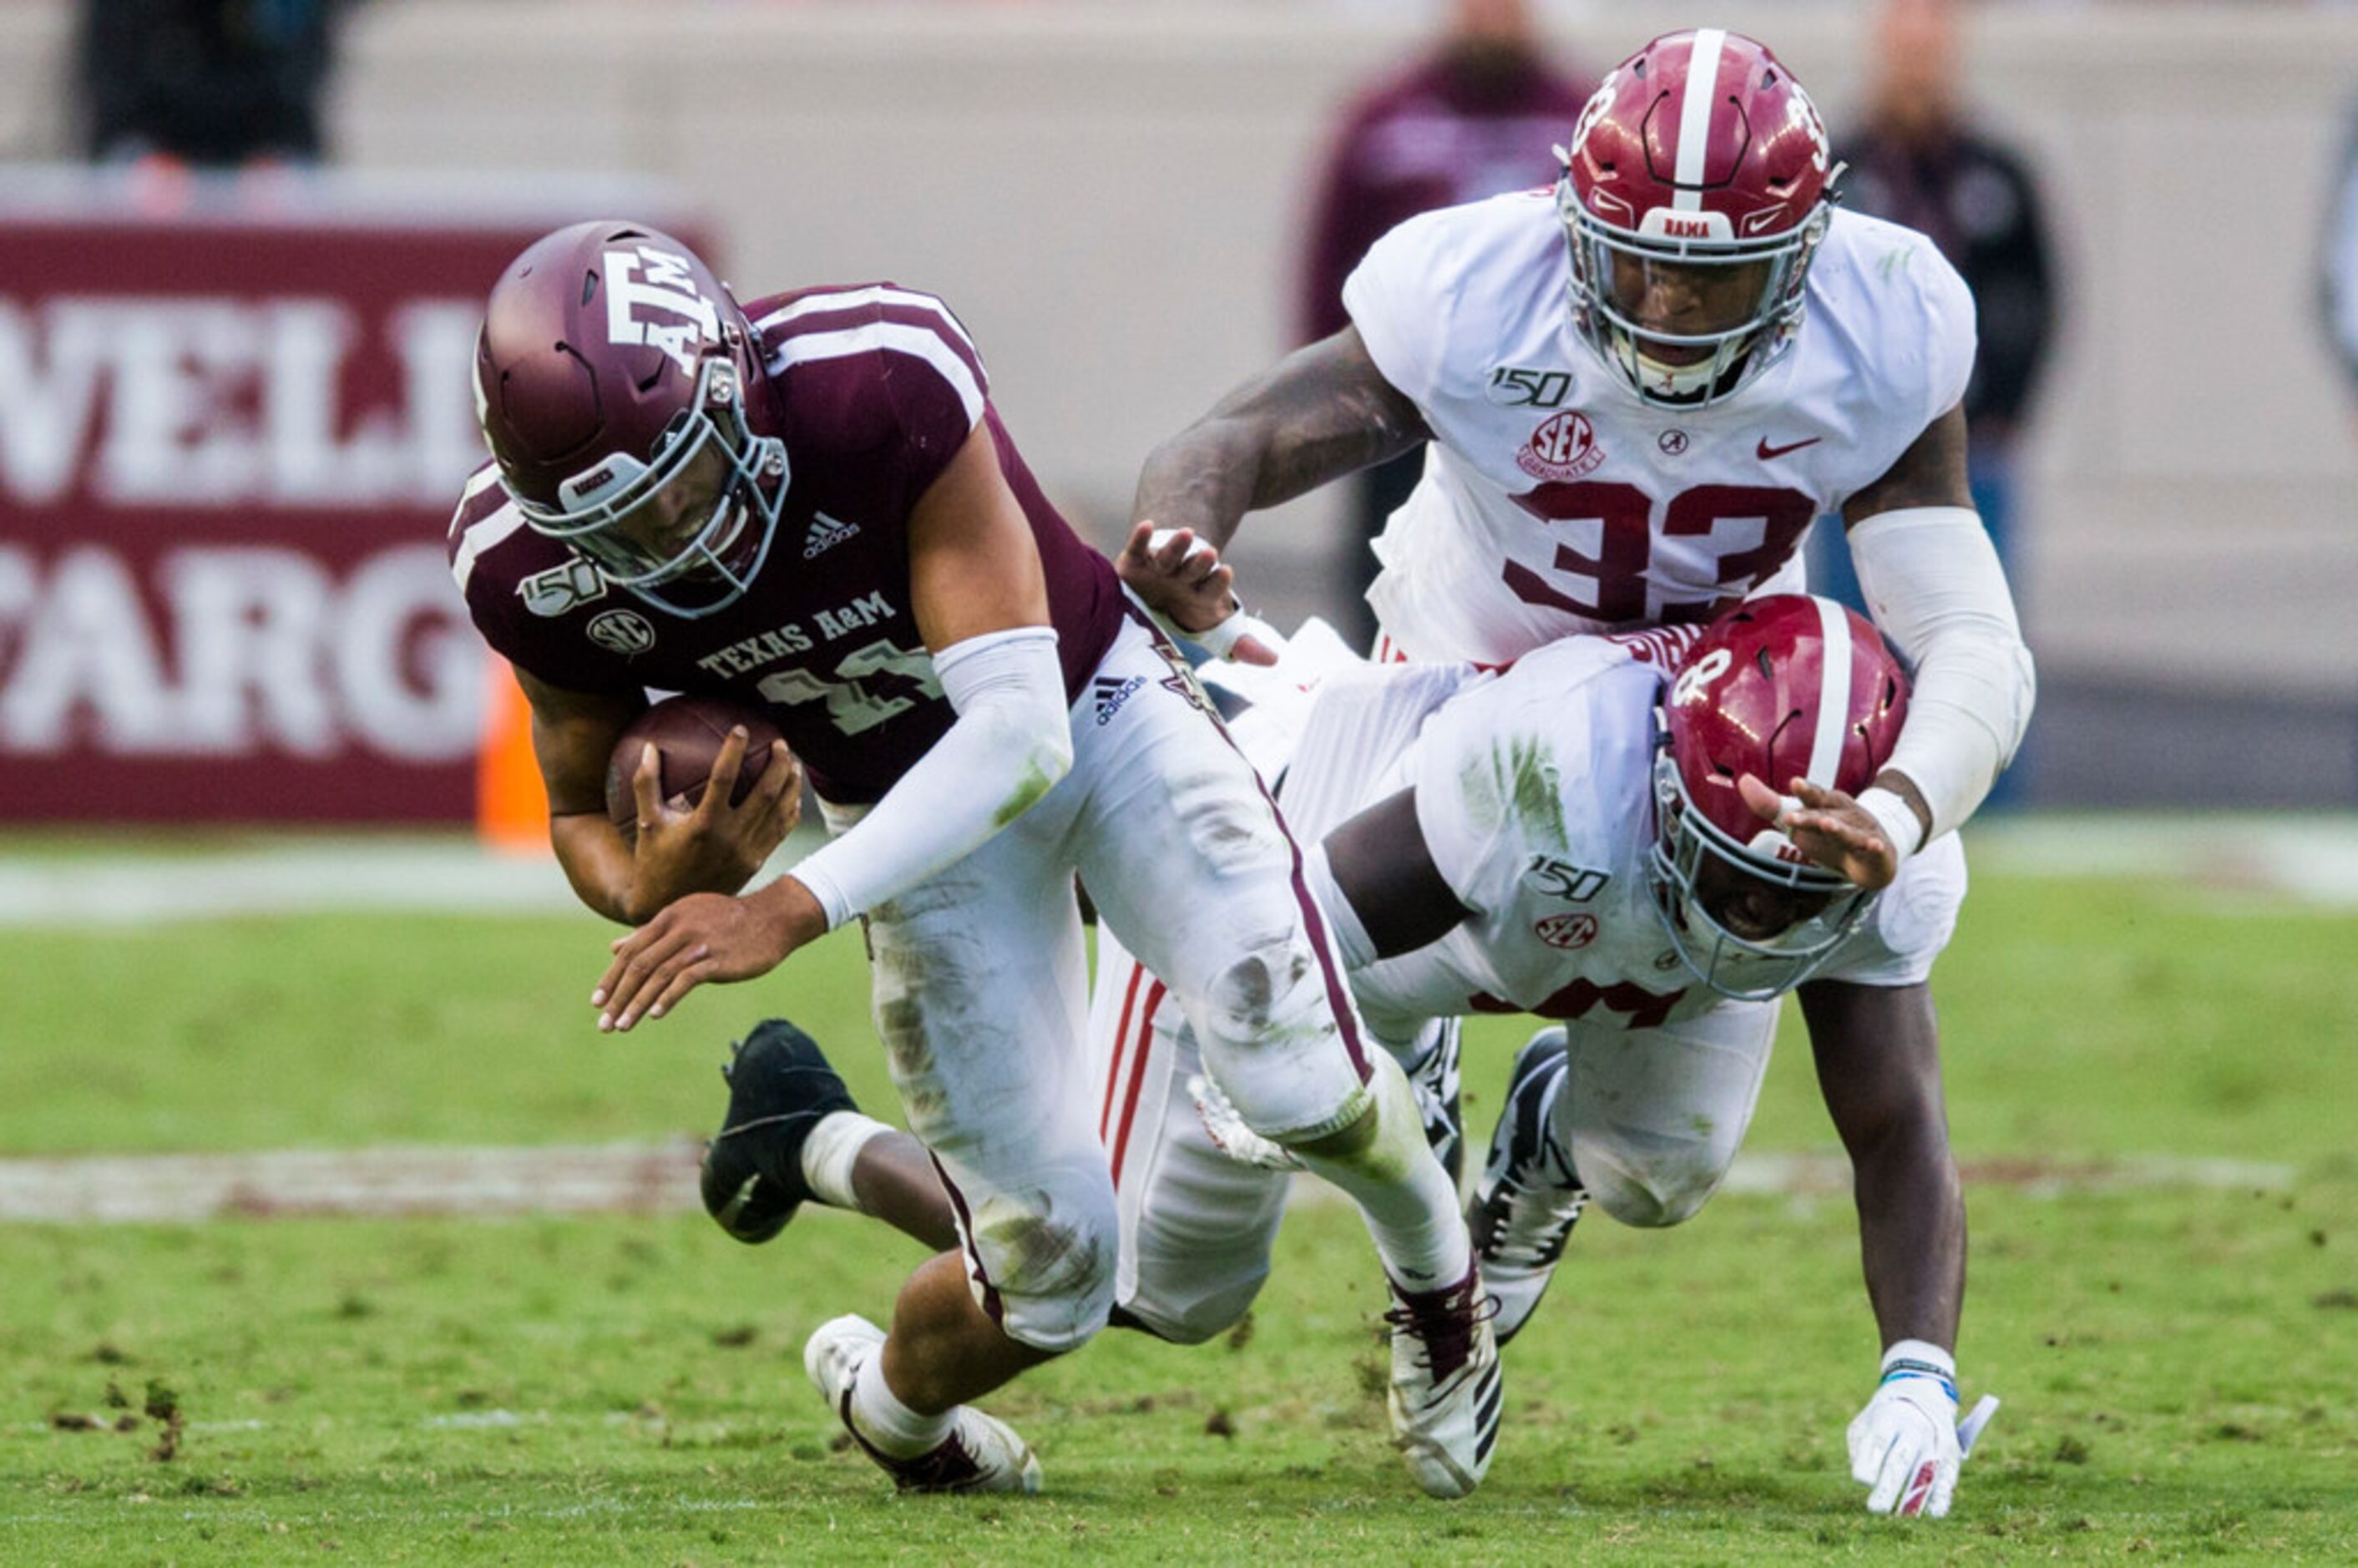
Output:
[605, 695, 787, 842]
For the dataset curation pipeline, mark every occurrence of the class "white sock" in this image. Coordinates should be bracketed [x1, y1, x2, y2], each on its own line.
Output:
[800, 1110, 893, 1211]
[1289, 1053, 1470, 1292]
[848, 1348, 953, 1458]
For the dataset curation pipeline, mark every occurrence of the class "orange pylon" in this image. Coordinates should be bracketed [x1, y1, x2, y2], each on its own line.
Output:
[475, 653, 550, 856]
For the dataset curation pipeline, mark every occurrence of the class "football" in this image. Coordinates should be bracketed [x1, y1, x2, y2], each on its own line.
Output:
[604, 695, 788, 842]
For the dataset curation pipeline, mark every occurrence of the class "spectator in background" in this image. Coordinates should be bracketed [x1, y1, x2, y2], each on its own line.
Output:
[1813, 0, 2056, 618]
[1297, 0, 1590, 647]
[2322, 95, 2358, 417]
[1813, 0, 2052, 807]
[75, 0, 343, 170]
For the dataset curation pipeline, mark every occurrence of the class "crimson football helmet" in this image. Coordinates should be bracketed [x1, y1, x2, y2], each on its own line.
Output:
[1648, 594, 1910, 999]
[1558, 28, 1835, 407]
[473, 220, 787, 619]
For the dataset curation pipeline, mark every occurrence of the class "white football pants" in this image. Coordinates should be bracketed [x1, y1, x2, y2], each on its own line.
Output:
[827, 612, 1373, 1353]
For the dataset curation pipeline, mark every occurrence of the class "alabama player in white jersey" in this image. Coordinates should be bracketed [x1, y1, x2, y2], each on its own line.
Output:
[1114, 28, 2029, 1519]
[702, 596, 1988, 1515]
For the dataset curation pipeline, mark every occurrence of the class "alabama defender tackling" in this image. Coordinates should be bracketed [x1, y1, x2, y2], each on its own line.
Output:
[1116, 28, 2032, 1518]
[711, 596, 1991, 1515]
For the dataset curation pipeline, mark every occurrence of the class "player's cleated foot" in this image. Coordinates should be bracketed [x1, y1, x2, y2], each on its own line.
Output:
[1383, 1258, 1503, 1499]
[803, 1314, 1044, 1495]
[1405, 1020, 1467, 1186]
[700, 1018, 858, 1244]
[1466, 1027, 1586, 1346]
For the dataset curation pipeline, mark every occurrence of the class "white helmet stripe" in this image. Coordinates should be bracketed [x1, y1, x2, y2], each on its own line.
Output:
[1671, 28, 1728, 211]
[1804, 594, 1854, 789]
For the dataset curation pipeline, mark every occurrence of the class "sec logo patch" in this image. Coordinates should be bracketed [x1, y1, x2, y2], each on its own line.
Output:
[1534, 913, 1599, 950]
[1516, 411, 1606, 482]
[586, 609, 657, 656]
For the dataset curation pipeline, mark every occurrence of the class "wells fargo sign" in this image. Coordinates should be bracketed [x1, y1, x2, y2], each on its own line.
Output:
[0, 178, 704, 822]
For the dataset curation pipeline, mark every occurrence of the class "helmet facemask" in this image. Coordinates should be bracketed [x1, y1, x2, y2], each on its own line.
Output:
[1559, 171, 1829, 410]
[1643, 592, 1908, 1000]
[1644, 739, 1875, 1000]
[514, 353, 789, 620]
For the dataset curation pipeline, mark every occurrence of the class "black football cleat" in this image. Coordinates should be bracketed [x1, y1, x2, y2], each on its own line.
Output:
[700, 1019, 859, 1244]
[1406, 1020, 1468, 1187]
[1466, 1027, 1586, 1346]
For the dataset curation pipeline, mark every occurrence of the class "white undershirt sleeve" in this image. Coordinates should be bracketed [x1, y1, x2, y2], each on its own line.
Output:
[785, 625, 1071, 929]
[1847, 506, 2037, 846]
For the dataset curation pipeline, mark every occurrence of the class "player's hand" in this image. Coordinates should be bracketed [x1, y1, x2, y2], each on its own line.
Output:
[1739, 773, 1900, 891]
[625, 729, 802, 913]
[1117, 523, 1279, 665]
[1847, 1364, 1961, 1517]
[593, 885, 812, 1033]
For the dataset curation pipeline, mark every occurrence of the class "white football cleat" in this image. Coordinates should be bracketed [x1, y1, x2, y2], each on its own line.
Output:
[1465, 1028, 1586, 1344]
[803, 1314, 1043, 1495]
[1382, 1259, 1504, 1499]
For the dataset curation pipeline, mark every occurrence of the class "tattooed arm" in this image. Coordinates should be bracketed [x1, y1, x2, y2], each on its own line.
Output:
[1121, 326, 1429, 634]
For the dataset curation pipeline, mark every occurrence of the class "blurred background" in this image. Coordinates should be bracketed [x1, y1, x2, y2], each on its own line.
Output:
[0, 0, 2355, 831]
[1, 17, 2351, 1555]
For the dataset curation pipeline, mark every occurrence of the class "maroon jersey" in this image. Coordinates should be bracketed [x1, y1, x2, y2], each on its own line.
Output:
[448, 284, 1125, 804]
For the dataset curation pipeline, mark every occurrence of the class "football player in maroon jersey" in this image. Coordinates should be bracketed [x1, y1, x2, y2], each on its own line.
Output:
[448, 221, 1499, 1497]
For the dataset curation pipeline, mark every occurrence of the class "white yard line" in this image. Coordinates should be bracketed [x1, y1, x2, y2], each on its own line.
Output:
[3, 816, 2358, 928]
[1966, 812, 2358, 907]
[0, 1140, 707, 1222]
[0, 842, 582, 928]
[0, 1495, 773, 1529]
[0, 832, 827, 928]
[0, 1141, 2296, 1225]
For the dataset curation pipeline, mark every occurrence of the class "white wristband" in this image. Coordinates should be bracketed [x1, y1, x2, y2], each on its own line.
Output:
[1881, 1338, 1956, 1378]
[1858, 785, 1926, 862]
[1196, 609, 1285, 662]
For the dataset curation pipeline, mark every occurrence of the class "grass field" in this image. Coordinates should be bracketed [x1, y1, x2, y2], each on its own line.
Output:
[3, 837, 2356, 1563]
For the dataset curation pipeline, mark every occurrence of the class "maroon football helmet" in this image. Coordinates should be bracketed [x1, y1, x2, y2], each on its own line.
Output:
[473, 220, 787, 618]
[1557, 28, 1835, 407]
[1647, 594, 1910, 999]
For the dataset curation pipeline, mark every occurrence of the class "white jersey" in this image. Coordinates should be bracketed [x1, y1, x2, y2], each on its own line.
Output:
[1343, 194, 1976, 664]
[1239, 632, 1965, 1043]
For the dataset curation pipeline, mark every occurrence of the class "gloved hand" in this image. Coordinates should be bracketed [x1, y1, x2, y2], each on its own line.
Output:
[1847, 1341, 1964, 1517]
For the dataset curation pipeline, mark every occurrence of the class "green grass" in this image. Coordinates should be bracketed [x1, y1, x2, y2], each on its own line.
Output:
[4, 1191, 2355, 1563]
[3, 851, 2356, 1561]
[8, 868, 2353, 1171]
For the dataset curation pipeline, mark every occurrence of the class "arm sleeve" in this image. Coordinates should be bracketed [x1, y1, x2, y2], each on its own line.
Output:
[784, 625, 1071, 928]
[1848, 506, 2036, 844]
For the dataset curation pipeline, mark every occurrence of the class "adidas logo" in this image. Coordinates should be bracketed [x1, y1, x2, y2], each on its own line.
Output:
[802, 512, 862, 559]
[1092, 675, 1146, 726]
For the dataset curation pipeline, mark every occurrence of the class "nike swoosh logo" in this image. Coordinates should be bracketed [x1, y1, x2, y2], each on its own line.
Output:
[1756, 436, 1823, 460]
[716, 1173, 762, 1228]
